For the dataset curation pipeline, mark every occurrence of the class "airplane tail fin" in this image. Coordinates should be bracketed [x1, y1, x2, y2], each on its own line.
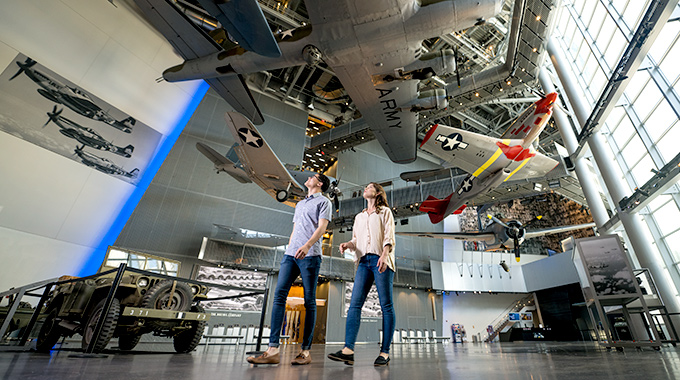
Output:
[122, 116, 136, 126]
[420, 194, 467, 224]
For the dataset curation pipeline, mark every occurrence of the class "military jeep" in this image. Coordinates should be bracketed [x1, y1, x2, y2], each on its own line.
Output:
[36, 268, 210, 353]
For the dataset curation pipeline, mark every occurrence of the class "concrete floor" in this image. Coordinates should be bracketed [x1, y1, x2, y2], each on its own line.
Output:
[1, 341, 679, 380]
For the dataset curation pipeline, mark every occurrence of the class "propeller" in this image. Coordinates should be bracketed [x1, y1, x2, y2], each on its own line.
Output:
[43, 105, 63, 127]
[487, 214, 523, 262]
[522, 215, 543, 229]
[327, 170, 343, 212]
[328, 178, 342, 212]
[71, 144, 85, 159]
[9, 58, 37, 81]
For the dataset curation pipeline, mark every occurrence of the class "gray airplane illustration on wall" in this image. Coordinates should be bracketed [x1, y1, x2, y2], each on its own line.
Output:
[10, 58, 136, 133]
[44, 106, 134, 158]
[134, 0, 502, 164]
[73, 145, 139, 178]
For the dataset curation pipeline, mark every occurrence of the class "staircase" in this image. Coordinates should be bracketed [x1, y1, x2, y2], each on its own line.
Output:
[485, 294, 535, 342]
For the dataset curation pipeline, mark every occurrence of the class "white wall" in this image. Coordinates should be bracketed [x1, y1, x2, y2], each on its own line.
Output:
[0, 0, 203, 291]
[441, 292, 527, 340]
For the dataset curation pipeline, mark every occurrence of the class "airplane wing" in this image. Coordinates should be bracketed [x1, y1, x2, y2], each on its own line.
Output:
[196, 142, 252, 184]
[224, 112, 306, 205]
[524, 223, 596, 240]
[195, 0, 281, 58]
[205, 76, 264, 125]
[396, 231, 498, 243]
[133, 0, 264, 124]
[502, 151, 559, 182]
[400, 168, 461, 183]
[331, 64, 419, 164]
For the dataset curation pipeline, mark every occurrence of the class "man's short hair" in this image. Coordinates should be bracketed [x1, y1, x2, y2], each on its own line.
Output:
[317, 173, 330, 192]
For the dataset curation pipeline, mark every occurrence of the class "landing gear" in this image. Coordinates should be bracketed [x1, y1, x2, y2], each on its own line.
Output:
[276, 190, 288, 202]
[276, 182, 292, 202]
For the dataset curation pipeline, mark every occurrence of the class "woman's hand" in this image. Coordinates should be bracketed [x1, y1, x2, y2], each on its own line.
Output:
[339, 242, 352, 253]
[377, 255, 388, 273]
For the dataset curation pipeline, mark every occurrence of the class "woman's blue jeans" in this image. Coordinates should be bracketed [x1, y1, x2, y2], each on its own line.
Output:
[345, 254, 395, 354]
[269, 254, 321, 350]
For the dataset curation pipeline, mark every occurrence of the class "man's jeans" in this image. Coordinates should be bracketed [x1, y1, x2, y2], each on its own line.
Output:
[344, 254, 395, 354]
[269, 254, 321, 350]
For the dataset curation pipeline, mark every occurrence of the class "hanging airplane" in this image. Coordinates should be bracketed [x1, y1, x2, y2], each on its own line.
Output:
[44, 106, 134, 158]
[196, 112, 341, 209]
[133, 0, 503, 163]
[10, 58, 136, 133]
[73, 145, 139, 178]
[397, 214, 596, 262]
[410, 92, 560, 224]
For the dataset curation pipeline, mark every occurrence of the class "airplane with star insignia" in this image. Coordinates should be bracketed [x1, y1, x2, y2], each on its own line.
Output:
[197, 112, 341, 208]
[133, 0, 503, 163]
[411, 92, 560, 224]
[398, 214, 595, 262]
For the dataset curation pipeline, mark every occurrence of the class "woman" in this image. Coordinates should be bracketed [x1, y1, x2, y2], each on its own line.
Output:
[328, 182, 395, 366]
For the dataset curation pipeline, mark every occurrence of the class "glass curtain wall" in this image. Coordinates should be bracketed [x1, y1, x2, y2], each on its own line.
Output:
[553, 0, 680, 296]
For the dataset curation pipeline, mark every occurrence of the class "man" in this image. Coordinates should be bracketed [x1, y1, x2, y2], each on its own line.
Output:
[247, 173, 332, 365]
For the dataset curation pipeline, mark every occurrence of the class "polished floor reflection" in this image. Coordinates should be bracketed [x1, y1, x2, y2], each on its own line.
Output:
[1, 341, 679, 380]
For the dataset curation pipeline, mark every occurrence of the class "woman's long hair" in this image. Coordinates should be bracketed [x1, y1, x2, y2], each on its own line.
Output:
[369, 182, 390, 212]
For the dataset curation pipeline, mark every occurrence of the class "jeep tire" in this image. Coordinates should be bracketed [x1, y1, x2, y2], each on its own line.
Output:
[173, 304, 207, 353]
[141, 280, 192, 329]
[36, 308, 62, 353]
[118, 333, 142, 351]
[81, 297, 120, 352]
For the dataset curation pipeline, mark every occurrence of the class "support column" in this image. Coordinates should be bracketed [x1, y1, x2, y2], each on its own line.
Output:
[547, 38, 680, 312]
[537, 68, 609, 228]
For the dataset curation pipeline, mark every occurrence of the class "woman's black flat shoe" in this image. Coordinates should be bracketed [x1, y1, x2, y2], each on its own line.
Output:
[328, 350, 354, 365]
[374, 355, 390, 366]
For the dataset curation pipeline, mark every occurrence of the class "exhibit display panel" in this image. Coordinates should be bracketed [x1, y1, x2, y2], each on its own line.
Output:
[573, 235, 664, 350]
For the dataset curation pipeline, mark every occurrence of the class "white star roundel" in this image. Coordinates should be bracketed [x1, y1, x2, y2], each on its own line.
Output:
[458, 175, 474, 194]
[435, 133, 468, 151]
[238, 128, 263, 148]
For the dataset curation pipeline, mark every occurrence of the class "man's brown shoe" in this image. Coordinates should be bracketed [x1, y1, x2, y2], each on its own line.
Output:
[246, 352, 280, 364]
[291, 353, 312, 365]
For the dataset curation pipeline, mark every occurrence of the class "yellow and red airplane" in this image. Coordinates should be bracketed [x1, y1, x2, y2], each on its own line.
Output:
[416, 92, 559, 224]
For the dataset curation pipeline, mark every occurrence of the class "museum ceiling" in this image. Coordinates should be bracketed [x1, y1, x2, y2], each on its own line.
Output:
[132, 0, 599, 212]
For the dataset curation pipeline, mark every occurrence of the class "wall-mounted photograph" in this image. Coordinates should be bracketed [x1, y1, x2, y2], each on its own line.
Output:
[0, 53, 161, 185]
[343, 282, 382, 318]
[195, 266, 267, 311]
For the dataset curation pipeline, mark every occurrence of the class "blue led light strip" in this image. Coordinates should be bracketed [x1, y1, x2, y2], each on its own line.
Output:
[78, 81, 210, 275]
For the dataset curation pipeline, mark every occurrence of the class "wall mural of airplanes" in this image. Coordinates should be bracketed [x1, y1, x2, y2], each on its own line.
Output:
[397, 214, 596, 262]
[133, 0, 503, 163]
[44, 106, 134, 158]
[412, 92, 561, 224]
[197, 112, 341, 209]
[10, 58, 136, 134]
[73, 145, 139, 179]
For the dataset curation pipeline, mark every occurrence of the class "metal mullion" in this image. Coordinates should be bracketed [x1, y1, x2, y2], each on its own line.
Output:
[641, 211, 680, 294]
[566, 2, 612, 77]
[621, 93, 666, 170]
[599, 0, 635, 42]
[647, 64, 680, 122]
